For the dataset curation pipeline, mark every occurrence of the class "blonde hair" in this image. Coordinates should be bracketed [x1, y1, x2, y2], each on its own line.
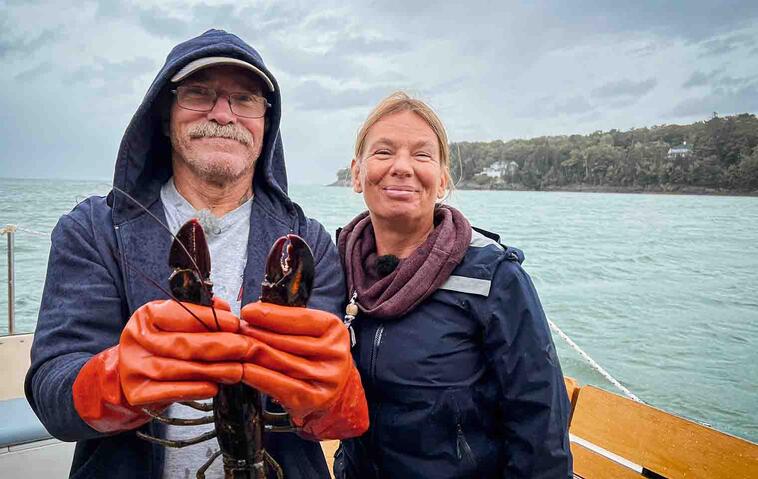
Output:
[354, 91, 453, 193]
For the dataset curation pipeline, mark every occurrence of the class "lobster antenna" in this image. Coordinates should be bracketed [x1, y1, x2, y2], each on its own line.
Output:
[109, 185, 220, 329]
[107, 246, 212, 332]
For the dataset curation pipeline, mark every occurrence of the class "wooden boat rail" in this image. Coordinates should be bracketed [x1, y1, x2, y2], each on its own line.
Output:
[565, 377, 758, 478]
[322, 377, 758, 478]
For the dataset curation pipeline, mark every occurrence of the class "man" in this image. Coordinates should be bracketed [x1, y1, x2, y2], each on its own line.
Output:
[25, 29, 367, 479]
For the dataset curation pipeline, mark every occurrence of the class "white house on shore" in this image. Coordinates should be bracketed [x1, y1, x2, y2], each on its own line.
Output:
[667, 141, 691, 159]
[481, 160, 519, 179]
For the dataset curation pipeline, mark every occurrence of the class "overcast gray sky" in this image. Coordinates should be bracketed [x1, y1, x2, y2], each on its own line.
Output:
[2, 0, 758, 184]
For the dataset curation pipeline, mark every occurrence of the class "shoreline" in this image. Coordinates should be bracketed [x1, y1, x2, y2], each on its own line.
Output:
[328, 181, 758, 197]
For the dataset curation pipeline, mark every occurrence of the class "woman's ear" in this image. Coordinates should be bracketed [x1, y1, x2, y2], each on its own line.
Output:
[351, 158, 363, 193]
[436, 171, 447, 199]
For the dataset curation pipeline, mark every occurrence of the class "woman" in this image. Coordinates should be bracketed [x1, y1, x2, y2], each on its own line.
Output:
[334, 92, 573, 478]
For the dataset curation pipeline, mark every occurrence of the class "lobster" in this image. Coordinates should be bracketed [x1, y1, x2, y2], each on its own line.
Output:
[133, 217, 315, 479]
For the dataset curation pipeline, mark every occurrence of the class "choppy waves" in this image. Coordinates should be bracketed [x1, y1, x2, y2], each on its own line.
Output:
[1, 180, 756, 442]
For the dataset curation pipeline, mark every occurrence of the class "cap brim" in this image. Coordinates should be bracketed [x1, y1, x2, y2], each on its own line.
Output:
[171, 56, 275, 92]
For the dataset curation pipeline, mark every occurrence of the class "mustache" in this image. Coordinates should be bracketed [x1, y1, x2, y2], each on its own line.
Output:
[188, 122, 252, 145]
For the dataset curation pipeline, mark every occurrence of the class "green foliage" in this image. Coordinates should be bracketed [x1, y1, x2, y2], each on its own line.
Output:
[334, 167, 351, 185]
[449, 113, 758, 193]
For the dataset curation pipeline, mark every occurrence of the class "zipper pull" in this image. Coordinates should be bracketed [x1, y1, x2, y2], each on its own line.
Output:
[456, 424, 464, 460]
[344, 291, 358, 348]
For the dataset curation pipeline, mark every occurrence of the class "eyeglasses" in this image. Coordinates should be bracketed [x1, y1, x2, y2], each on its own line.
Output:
[171, 85, 271, 118]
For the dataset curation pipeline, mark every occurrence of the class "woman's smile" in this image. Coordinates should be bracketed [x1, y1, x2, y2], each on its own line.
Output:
[382, 185, 418, 200]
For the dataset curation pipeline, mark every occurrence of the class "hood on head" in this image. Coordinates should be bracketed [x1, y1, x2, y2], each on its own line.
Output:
[110, 29, 290, 223]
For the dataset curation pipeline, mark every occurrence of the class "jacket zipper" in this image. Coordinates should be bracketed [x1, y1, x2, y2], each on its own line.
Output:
[455, 405, 476, 468]
[456, 423, 475, 465]
[367, 324, 384, 473]
[369, 324, 384, 386]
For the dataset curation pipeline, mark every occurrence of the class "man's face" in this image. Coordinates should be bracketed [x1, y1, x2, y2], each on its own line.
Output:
[169, 65, 266, 185]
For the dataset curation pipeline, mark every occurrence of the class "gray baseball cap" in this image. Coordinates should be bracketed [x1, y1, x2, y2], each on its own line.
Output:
[171, 56, 275, 92]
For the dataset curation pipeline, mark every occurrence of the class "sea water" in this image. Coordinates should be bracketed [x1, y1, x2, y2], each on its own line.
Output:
[1, 177, 756, 442]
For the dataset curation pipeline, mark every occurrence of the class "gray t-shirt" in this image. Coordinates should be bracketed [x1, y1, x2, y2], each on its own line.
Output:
[160, 178, 252, 479]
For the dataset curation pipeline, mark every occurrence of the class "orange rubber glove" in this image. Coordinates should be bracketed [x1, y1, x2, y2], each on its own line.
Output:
[73, 298, 248, 433]
[118, 298, 252, 405]
[73, 345, 159, 433]
[239, 302, 369, 439]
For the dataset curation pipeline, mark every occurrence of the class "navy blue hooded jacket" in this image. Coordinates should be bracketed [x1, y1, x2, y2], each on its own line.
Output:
[335, 229, 572, 478]
[25, 30, 345, 479]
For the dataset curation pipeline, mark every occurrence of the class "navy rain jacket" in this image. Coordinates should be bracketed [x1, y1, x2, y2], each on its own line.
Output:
[335, 229, 573, 478]
[25, 29, 345, 479]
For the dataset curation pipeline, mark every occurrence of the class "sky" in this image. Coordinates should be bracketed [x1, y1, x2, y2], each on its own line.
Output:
[1, 0, 758, 185]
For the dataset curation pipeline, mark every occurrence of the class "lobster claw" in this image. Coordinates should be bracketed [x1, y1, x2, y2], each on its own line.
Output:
[260, 234, 314, 307]
[168, 219, 213, 306]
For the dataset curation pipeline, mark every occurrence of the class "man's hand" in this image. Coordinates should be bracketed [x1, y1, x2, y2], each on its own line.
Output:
[73, 298, 248, 433]
[239, 302, 369, 439]
[118, 298, 246, 405]
[73, 298, 369, 438]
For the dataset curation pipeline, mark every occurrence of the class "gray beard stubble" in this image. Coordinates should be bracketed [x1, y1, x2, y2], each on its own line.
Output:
[175, 122, 259, 185]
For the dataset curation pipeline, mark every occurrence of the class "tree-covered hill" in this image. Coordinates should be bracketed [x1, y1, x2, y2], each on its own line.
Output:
[333, 113, 758, 194]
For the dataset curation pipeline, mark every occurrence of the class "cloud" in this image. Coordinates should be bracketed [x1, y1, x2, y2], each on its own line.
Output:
[65, 57, 158, 93]
[353, 0, 436, 17]
[421, 75, 468, 98]
[130, 2, 299, 42]
[291, 80, 399, 111]
[555, 96, 594, 115]
[94, 1, 131, 20]
[547, 1, 758, 43]
[262, 17, 408, 81]
[137, 7, 191, 40]
[683, 70, 754, 90]
[264, 40, 363, 79]
[683, 70, 720, 88]
[120, 3, 398, 84]
[14, 62, 53, 81]
[233, 3, 301, 34]
[331, 34, 407, 56]
[669, 82, 758, 117]
[718, 76, 753, 88]
[522, 95, 595, 119]
[696, 32, 755, 57]
[627, 42, 666, 58]
[0, 29, 58, 57]
[592, 78, 657, 100]
[301, 12, 347, 32]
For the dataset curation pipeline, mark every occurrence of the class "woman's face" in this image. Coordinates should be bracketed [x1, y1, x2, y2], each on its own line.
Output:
[352, 110, 447, 227]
